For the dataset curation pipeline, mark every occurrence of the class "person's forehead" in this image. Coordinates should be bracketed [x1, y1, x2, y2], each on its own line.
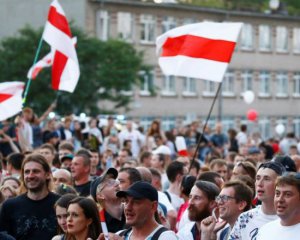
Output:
[220, 186, 235, 196]
[24, 161, 44, 170]
[190, 185, 206, 196]
[257, 167, 277, 178]
[72, 156, 84, 163]
[276, 184, 298, 193]
[40, 148, 52, 154]
[53, 171, 69, 178]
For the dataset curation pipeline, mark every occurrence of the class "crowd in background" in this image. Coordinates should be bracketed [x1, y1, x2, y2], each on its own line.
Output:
[0, 104, 299, 239]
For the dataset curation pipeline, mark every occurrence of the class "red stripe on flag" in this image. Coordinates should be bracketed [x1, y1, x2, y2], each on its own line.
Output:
[161, 35, 236, 63]
[0, 93, 13, 103]
[52, 51, 68, 90]
[48, 6, 72, 37]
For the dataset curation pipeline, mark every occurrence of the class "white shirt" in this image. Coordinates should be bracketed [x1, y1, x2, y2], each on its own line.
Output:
[124, 225, 177, 240]
[257, 219, 300, 240]
[118, 129, 144, 158]
[229, 205, 278, 240]
[177, 222, 195, 240]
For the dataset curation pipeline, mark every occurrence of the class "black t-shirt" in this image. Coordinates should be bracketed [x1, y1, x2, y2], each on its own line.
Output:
[105, 210, 126, 233]
[0, 192, 60, 240]
[74, 181, 91, 197]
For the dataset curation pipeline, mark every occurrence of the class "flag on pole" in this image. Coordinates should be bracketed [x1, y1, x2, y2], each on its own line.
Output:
[156, 22, 243, 82]
[27, 37, 77, 80]
[0, 82, 24, 121]
[42, 0, 80, 93]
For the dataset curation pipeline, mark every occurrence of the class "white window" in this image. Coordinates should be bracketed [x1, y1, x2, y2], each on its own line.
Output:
[96, 10, 109, 41]
[162, 17, 177, 33]
[241, 70, 253, 92]
[140, 14, 156, 44]
[276, 26, 288, 52]
[259, 71, 271, 97]
[241, 24, 254, 50]
[222, 71, 235, 96]
[276, 72, 288, 97]
[259, 118, 271, 140]
[162, 116, 176, 131]
[293, 28, 300, 53]
[117, 12, 134, 42]
[139, 70, 154, 96]
[203, 80, 216, 96]
[259, 25, 272, 51]
[293, 118, 300, 138]
[162, 75, 176, 96]
[293, 73, 300, 96]
[183, 78, 196, 96]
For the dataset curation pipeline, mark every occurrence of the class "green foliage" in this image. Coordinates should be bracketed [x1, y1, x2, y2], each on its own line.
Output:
[0, 26, 143, 115]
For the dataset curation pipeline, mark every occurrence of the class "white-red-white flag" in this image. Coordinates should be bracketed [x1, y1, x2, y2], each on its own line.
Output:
[27, 37, 77, 80]
[0, 82, 24, 121]
[42, 0, 80, 93]
[156, 22, 243, 82]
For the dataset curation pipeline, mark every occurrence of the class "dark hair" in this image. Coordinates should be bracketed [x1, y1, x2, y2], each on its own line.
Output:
[55, 184, 78, 196]
[276, 172, 300, 194]
[258, 161, 285, 176]
[235, 175, 255, 198]
[66, 197, 102, 239]
[139, 151, 152, 164]
[236, 162, 257, 179]
[223, 180, 253, 211]
[59, 141, 74, 153]
[2, 176, 21, 188]
[40, 143, 56, 155]
[54, 194, 77, 234]
[166, 161, 185, 183]
[150, 168, 161, 180]
[198, 171, 222, 186]
[181, 175, 196, 197]
[119, 167, 142, 185]
[195, 180, 220, 201]
[209, 159, 227, 170]
[7, 153, 24, 171]
[74, 149, 91, 167]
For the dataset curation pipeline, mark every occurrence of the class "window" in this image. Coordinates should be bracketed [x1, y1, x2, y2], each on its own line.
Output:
[117, 12, 134, 42]
[96, 10, 109, 41]
[259, 71, 271, 97]
[259, 25, 272, 51]
[140, 14, 156, 43]
[183, 78, 196, 96]
[259, 118, 271, 140]
[182, 18, 194, 25]
[161, 75, 176, 96]
[293, 73, 300, 96]
[222, 71, 235, 96]
[139, 70, 154, 96]
[276, 72, 288, 97]
[276, 26, 288, 53]
[293, 118, 300, 138]
[241, 70, 253, 92]
[293, 28, 300, 53]
[162, 17, 177, 33]
[241, 24, 254, 50]
[222, 117, 235, 133]
[203, 80, 216, 96]
[162, 116, 176, 131]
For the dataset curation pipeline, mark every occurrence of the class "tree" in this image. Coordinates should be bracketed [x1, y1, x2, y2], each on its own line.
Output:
[0, 26, 143, 115]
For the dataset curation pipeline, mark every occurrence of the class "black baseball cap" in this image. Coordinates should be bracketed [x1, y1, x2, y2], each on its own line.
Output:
[258, 161, 285, 176]
[272, 155, 297, 172]
[116, 181, 158, 202]
[90, 168, 118, 201]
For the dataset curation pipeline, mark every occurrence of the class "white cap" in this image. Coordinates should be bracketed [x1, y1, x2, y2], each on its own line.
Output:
[152, 145, 171, 155]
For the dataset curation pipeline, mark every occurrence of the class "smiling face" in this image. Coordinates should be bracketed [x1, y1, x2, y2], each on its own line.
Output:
[67, 203, 91, 237]
[23, 161, 50, 193]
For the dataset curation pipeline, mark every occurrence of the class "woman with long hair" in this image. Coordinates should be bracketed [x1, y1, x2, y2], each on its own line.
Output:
[146, 120, 166, 151]
[65, 197, 102, 240]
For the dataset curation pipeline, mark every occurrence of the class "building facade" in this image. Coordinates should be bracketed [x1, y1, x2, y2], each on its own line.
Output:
[86, 0, 300, 138]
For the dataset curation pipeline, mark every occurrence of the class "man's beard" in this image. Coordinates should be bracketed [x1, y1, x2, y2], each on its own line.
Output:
[188, 206, 211, 222]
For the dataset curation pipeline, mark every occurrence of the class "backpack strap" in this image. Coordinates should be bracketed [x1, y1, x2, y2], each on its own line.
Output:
[118, 228, 132, 237]
[163, 191, 172, 203]
[151, 226, 168, 240]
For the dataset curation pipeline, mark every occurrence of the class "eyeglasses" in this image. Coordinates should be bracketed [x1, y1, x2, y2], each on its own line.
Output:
[98, 179, 119, 192]
[215, 195, 236, 203]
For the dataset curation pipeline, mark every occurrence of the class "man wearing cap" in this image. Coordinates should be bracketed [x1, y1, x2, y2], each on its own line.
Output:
[99, 181, 177, 239]
[273, 155, 297, 172]
[229, 161, 285, 240]
[92, 168, 126, 233]
[257, 172, 300, 239]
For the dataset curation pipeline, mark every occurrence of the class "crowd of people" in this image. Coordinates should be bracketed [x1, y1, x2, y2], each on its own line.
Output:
[0, 105, 299, 240]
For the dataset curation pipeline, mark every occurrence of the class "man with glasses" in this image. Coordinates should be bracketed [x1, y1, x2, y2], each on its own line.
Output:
[201, 181, 253, 240]
[91, 168, 126, 233]
[177, 180, 220, 240]
[257, 172, 300, 239]
[229, 161, 285, 239]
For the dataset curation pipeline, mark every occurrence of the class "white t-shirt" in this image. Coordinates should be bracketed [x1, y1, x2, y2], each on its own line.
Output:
[165, 190, 184, 212]
[229, 205, 278, 240]
[257, 219, 300, 240]
[124, 225, 177, 240]
[158, 191, 175, 212]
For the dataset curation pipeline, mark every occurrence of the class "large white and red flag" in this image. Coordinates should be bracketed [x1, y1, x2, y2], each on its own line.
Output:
[42, 0, 80, 92]
[27, 37, 77, 80]
[0, 82, 24, 121]
[156, 22, 243, 82]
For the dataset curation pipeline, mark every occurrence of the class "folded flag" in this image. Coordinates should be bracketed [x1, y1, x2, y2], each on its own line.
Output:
[0, 82, 24, 121]
[156, 22, 243, 82]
